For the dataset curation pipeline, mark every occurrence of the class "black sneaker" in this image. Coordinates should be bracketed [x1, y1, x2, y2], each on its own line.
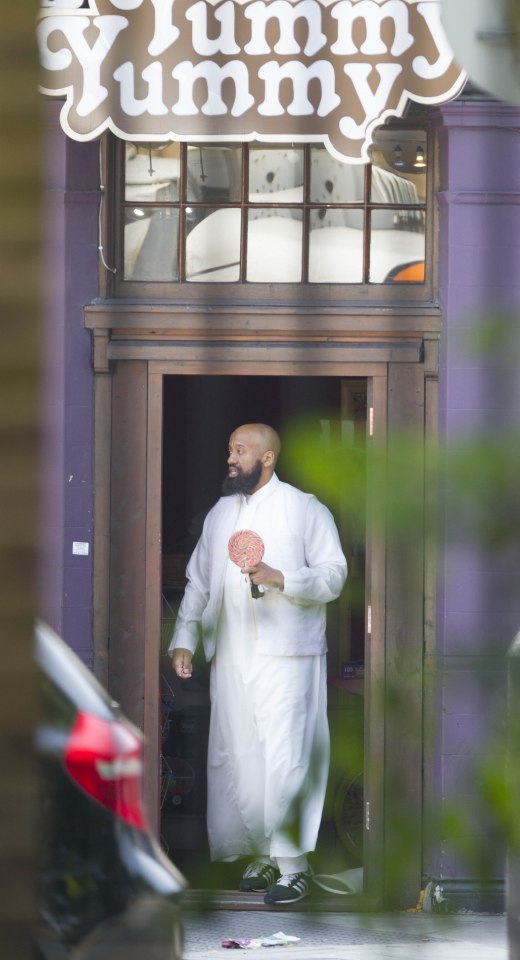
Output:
[264, 871, 312, 904]
[239, 860, 279, 892]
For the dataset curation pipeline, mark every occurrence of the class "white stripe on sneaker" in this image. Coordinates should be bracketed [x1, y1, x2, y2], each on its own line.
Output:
[264, 871, 312, 904]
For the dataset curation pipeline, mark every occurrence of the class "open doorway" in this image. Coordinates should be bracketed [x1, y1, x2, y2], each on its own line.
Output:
[159, 375, 367, 889]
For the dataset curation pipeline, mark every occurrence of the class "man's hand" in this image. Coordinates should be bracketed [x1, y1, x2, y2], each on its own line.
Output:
[241, 561, 284, 591]
[172, 648, 193, 679]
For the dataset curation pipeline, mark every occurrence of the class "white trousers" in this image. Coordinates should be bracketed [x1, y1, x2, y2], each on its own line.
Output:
[206, 563, 330, 862]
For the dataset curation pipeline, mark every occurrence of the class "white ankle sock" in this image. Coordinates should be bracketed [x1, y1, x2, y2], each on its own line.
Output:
[276, 855, 309, 875]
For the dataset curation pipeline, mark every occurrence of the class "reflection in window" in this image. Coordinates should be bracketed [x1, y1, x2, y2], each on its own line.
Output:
[187, 145, 241, 203]
[247, 212, 303, 282]
[368, 130, 427, 284]
[125, 143, 180, 203]
[186, 208, 241, 282]
[370, 210, 425, 284]
[124, 143, 180, 280]
[124, 208, 179, 281]
[310, 146, 365, 204]
[384, 261, 425, 283]
[370, 131, 427, 204]
[309, 208, 364, 283]
[120, 131, 428, 287]
[248, 146, 304, 203]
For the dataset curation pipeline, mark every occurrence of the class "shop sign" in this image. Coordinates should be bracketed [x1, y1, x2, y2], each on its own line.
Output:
[38, 0, 465, 162]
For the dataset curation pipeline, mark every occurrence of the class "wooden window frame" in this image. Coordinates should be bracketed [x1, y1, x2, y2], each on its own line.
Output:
[104, 119, 435, 304]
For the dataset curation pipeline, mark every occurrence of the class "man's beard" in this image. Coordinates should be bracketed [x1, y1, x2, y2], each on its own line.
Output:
[221, 459, 263, 496]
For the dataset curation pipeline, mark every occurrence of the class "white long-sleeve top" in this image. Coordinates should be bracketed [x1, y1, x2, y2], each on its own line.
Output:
[168, 473, 347, 660]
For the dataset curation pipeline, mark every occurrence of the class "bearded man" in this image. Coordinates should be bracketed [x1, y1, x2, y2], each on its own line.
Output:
[169, 423, 347, 904]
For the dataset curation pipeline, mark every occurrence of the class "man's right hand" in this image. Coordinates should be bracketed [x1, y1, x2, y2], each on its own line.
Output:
[172, 648, 193, 679]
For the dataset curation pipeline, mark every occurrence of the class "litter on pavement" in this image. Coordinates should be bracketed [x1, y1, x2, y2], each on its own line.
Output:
[221, 931, 301, 949]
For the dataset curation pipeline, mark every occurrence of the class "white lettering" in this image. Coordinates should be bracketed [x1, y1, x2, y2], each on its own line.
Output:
[107, 0, 141, 8]
[172, 60, 254, 116]
[40, 0, 84, 6]
[148, 0, 180, 56]
[37, 0, 465, 162]
[340, 63, 402, 138]
[258, 60, 340, 116]
[331, 0, 413, 56]
[113, 61, 168, 116]
[38, 16, 76, 71]
[39, 16, 129, 116]
[186, 1, 240, 55]
[244, 0, 326, 57]
[413, 2, 453, 79]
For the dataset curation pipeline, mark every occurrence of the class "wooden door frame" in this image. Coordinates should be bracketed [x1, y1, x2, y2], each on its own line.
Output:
[91, 339, 435, 908]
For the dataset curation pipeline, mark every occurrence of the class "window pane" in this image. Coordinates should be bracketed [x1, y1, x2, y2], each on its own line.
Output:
[246, 210, 302, 282]
[248, 145, 304, 203]
[119, 132, 429, 289]
[125, 143, 180, 202]
[187, 145, 242, 203]
[310, 145, 365, 203]
[369, 211, 426, 284]
[124, 208, 179, 281]
[309, 208, 364, 283]
[185, 207, 241, 282]
[369, 130, 427, 204]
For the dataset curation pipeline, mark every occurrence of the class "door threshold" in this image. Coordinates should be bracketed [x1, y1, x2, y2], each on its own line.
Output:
[181, 889, 380, 912]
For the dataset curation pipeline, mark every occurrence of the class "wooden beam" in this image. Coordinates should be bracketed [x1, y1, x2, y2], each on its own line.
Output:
[85, 301, 442, 340]
[109, 341, 424, 366]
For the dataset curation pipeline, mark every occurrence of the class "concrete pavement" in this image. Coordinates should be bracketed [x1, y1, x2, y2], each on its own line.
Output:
[182, 909, 507, 960]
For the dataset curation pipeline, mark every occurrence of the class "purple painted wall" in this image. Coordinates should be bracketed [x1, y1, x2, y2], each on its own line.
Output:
[432, 100, 520, 882]
[40, 101, 99, 666]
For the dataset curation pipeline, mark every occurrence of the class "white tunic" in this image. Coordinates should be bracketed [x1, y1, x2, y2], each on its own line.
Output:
[169, 475, 347, 862]
[170, 474, 347, 659]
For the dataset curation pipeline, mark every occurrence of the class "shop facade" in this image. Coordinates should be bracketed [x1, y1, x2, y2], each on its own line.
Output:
[39, 3, 520, 910]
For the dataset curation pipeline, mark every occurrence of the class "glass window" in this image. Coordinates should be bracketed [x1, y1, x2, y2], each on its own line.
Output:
[248, 145, 304, 203]
[309, 208, 364, 283]
[118, 130, 429, 292]
[369, 210, 425, 284]
[124, 208, 179, 282]
[125, 143, 179, 202]
[187, 145, 241, 203]
[185, 207, 241, 282]
[368, 128, 426, 285]
[247, 209, 303, 282]
[369, 131, 427, 204]
[310, 146, 365, 204]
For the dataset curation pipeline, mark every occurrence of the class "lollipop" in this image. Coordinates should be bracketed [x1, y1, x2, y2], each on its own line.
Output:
[228, 529, 265, 599]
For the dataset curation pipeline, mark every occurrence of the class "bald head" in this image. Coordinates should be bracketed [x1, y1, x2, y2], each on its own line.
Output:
[234, 423, 280, 462]
[225, 423, 281, 495]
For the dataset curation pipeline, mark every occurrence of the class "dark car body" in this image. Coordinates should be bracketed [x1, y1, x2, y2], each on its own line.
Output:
[34, 622, 186, 960]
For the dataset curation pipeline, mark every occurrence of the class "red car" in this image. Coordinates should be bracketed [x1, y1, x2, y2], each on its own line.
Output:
[34, 622, 186, 960]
